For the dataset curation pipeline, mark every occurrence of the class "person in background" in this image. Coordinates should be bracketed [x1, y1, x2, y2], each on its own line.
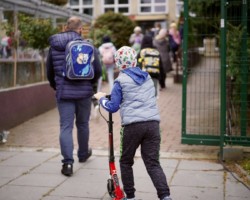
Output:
[178, 17, 184, 42]
[129, 26, 144, 55]
[98, 35, 116, 92]
[153, 28, 172, 90]
[94, 46, 172, 200]
[0, 35, 12, 58]
[138, 34, 160, 97]
[85, 38, 103, 119]
[151, 22, 162, 38]
[168, 22, 181, 63]
[46, 16, 102, 176]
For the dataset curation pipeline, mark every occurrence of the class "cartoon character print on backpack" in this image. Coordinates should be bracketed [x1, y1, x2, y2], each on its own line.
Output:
[65, 39, 95, 80]
[76, 53, 88, 65]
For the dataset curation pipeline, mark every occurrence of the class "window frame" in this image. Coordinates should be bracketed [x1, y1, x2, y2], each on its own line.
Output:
[69, 0, 94, 16]
[176, 0, 184, 18]
[69, 0, 80, 6]
[138, 0, 168, 15]
[102, 0, 130, 15]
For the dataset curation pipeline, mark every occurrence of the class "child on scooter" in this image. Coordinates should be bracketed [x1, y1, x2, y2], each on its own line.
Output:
[94, 46, 172, 200]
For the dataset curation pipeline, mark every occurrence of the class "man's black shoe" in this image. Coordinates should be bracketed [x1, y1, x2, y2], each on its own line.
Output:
[61, 163, 73, 176]
[79, 148, 92, 163]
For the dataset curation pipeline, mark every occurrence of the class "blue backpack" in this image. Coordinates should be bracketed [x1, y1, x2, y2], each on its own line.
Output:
[64, 39, 94, 80]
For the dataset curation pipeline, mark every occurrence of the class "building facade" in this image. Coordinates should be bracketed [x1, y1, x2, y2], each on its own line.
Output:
[68, 0, 183, 31]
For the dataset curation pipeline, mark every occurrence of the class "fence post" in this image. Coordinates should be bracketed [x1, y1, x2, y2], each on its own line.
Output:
[181, 0, 188, 142]
[220, 0, 227, 160]
[240, 0, 248, 136]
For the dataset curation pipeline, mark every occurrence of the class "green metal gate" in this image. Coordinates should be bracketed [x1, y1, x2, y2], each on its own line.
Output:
[181, 0, 250, 148]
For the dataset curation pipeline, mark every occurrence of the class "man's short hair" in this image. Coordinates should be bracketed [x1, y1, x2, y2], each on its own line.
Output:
[65, 16, 82, 31]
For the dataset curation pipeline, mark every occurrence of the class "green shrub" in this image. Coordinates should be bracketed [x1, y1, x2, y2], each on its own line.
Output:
[89, 11, 136, 49]
[227, 23, 250, 105]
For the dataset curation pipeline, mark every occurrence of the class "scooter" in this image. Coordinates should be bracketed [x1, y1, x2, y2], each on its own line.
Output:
[99, 95, 125, 200]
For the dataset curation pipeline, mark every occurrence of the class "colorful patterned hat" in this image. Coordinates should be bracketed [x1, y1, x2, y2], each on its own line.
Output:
[114, 46, 137, 70]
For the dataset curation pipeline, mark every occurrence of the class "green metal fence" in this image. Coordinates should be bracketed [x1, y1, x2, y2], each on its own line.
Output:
[223, 0, 250, 146]
[181, 0, 250, 149]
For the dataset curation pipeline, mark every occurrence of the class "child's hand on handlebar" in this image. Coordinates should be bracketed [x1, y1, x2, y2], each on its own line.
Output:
[94, 92, 107, 100]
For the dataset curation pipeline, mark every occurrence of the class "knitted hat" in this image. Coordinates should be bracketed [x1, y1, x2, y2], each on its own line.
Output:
[114, 46, 137, 70]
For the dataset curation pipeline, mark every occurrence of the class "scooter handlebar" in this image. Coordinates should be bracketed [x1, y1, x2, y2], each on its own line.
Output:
[105, 95, 111, 100]
[92, 94, 111, 100]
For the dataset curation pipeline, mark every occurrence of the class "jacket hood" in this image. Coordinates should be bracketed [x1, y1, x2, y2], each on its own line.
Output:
[123, 67, 148, 85]
[48, 31, 82, 51]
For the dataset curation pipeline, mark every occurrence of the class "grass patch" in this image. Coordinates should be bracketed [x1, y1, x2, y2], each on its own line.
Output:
[238, 158, 250, 175]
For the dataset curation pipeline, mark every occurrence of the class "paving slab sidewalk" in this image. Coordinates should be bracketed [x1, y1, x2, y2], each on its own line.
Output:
[0, 75, 249, 199]
[0, 148, 249, 200]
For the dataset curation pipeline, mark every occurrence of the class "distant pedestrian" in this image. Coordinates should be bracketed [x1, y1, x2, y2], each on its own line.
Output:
[85, 38, 103, 119]
[0, 35, 12, 58]
[94, 46, 172, 200]
[98, 35, 116, 92]
[178, 17, 184, 42]
[138, 34, 160, 97]
[168, 22, 181, 63]
[46, 16, 102, 176]
[129, 26, 144, 55]
[153, 29, 172, 90]
[151, 22, 162, 38]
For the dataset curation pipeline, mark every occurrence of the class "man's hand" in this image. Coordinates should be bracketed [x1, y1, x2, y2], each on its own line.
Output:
[94, 92, 107, 100]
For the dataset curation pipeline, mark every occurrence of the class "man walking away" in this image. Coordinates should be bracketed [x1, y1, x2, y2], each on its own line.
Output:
[46, 16, 102, 176]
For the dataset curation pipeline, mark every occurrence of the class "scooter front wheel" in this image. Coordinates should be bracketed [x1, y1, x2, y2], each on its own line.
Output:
[107, 178, 115, 198]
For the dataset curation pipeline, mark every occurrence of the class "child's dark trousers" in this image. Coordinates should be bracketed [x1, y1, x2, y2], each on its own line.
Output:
[119, 120, 170, 199]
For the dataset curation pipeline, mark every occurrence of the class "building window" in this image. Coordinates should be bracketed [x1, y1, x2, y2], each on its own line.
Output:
[72, 8, 80, 13]
[140, 7, 151, 13]
[83, 0, 92, 5]
[155, 5, 165, 12]
[104, 0, 129, 4]
[83, 8, 93, 15]
[104, 8, 115, 13]
[139, 0, 167, 14]
[105, 0, 115, 4]
[69, 0, 94, 16]
[103, 0, 130, 14]
[119, 0, 129, 4]
[176, 0, 183, 17]
[70, 0, 79, 6]
[118, 7, 129, 13]
[141, 0, 150, 3]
